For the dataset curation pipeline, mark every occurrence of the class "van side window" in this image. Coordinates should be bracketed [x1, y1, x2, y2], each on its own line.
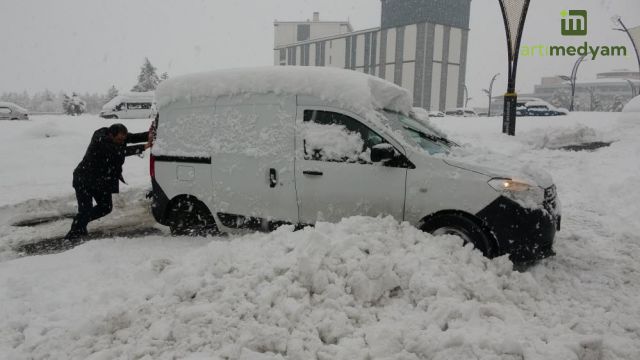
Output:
[0, 107, 11, 114]
[127, 102, 151, 110]
[302, 110, 386, 164]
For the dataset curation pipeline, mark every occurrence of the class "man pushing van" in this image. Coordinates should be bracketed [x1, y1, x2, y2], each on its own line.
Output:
[65, 123, 151, 241]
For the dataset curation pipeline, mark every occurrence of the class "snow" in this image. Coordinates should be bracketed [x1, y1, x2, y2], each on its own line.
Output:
[623, 95, 640, 113]
[1, 112, 640, 359]
[0, 115, 152, 206]
[302, 122, 365, 162]
[155, 67, 412, 118]
[153, 68, 411, 159]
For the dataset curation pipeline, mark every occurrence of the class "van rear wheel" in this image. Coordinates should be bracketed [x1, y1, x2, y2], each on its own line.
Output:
[423, 213, 493, 257]
[168, 198, 219, 236]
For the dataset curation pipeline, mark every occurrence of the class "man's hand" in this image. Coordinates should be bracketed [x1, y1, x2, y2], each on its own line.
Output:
[144, 142, 151, 150]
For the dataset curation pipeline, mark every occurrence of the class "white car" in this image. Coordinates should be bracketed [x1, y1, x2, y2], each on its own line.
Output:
[0, 102, 29, 120]
[100, 92, 155, 119]
[149, 67, 560, 263]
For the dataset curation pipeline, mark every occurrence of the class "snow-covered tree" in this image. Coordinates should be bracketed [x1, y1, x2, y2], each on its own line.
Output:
[106, 86, 119, 102]
[131, 58, 160, 92]
[610, 96, 625, 112]
[62, 93, 87, 116]
[550, 88, 571, 109]
[587, 88, 602, 112]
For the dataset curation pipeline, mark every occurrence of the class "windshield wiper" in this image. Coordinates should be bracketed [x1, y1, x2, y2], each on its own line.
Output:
[405, 126, 452, 146]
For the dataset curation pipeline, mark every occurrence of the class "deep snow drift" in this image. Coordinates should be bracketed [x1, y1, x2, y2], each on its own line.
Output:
[1, 112, 639, 359]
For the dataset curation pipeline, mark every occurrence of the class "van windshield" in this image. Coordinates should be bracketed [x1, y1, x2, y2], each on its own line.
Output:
[381, 110, 452, 155]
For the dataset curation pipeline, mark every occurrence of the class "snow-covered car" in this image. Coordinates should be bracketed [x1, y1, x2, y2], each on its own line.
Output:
[100, 92, 155, 119]
[445, 108, 478, 117]
[0, 102, 29, 120]
[149, 67, 560, 263]
[428, 110, 445, 117]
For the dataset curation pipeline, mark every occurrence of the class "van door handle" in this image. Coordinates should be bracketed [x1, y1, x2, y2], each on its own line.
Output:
[303, 170, 323, 176]
[269, 168, 277, 188]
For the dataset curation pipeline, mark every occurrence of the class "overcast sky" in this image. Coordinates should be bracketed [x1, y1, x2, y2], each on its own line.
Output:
[1, 0, 638, 107]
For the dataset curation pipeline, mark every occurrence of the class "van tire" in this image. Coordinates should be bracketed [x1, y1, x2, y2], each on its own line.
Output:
[422, 212, 494, 257]
[167, 197, 219, 236]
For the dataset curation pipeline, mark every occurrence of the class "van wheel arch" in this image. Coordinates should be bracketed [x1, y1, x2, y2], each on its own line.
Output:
[419, 210, 498, 258]
[166, 195, 219, 236]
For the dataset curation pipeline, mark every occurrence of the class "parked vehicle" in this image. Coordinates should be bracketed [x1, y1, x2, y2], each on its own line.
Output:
[100, 92, 155, 119]
[521, 100, 568, 117]
[428, 110, 446, 117]
[445, 108, 478, 117]
[0, 102, 29, 120]
[150, 67, 560, 262]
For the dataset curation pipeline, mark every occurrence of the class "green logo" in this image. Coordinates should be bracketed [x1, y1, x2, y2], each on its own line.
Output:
[561, 10, 587, 36]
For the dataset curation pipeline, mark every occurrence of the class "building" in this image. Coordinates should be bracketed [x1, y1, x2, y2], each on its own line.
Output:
[527, 70, 640, 111]
[273, 0, 472, 111]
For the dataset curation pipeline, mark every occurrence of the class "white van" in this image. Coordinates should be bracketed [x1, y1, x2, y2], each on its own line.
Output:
[150, 67, 560, 263]
[100, 92, 155, 119]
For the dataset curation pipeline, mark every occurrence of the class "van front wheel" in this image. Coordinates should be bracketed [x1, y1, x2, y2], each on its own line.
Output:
[422, 213, 494, 257]
[168, 198, 219, 236]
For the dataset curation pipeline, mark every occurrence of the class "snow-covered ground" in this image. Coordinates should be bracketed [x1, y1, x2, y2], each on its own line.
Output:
[1, 112, 639, 359]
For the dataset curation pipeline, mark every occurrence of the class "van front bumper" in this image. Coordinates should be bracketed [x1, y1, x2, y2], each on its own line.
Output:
[476, 195, 560, 263]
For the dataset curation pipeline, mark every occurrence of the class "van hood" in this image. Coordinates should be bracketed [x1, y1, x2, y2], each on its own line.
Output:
[443, 159, 554, 189]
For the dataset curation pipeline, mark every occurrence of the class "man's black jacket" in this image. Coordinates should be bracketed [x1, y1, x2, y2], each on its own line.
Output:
[73, 128, 148, 194]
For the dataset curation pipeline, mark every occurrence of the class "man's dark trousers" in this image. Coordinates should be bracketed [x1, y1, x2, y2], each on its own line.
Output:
[68, 185, 113, 237]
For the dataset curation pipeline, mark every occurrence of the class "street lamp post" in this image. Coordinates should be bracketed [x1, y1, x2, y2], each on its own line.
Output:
[623, 79, 637, 98]
[483, 73, 500, 117]
[613, 16, 640, 79]
[498, 0, 531, 136]
[558, 54, 588, 111]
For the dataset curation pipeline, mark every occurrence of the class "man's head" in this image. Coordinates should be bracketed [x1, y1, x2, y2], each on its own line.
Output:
[108, 123, 128, 145]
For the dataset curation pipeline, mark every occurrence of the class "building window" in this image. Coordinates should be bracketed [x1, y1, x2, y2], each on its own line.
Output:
[287, 47, 296, 65]
[301, 44, 310, 66]
[297, 24, 311, 42]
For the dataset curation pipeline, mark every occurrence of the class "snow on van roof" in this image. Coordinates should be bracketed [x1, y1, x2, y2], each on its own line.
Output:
[102, 91, 155, 110]
[155, 67, 413, 115]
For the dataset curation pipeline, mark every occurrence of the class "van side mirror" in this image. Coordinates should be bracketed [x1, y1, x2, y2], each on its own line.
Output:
[371, 144, 395, 162]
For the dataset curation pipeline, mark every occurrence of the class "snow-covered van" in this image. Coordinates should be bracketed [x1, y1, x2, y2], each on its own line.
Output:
[100, 92, 155, 119]
[150, 67, 560, 262]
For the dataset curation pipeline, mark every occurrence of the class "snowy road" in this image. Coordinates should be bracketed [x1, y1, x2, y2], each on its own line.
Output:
[0, 113, 639, 359]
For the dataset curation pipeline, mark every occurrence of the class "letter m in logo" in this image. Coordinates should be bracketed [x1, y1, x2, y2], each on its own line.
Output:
[561, 10, 587, 36]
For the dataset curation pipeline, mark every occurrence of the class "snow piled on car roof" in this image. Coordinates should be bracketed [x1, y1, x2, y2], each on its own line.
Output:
[155, 66, 413, 116]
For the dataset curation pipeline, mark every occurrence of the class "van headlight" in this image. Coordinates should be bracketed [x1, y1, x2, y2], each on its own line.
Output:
[488, 178, 544, 204]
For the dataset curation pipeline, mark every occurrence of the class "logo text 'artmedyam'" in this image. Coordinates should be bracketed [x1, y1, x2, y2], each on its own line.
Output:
[520, 9, 627, 59]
